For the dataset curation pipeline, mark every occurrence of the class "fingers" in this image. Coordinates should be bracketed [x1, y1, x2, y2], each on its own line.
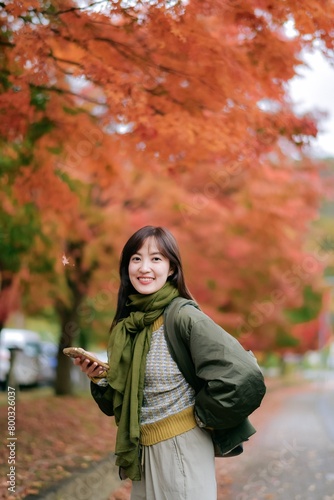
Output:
[86, 361, 106, 377]
[73, 356, 105, 377]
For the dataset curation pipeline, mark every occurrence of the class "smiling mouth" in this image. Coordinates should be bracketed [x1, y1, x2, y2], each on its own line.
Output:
[138, 277, 154, 283]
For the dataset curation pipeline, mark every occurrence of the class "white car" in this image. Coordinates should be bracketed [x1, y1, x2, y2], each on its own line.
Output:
[0, 345, 11, 387]
[0, 328, 49, 388]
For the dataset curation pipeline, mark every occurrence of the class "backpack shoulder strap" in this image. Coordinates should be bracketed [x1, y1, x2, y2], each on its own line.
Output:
[163, 297, 203, 393]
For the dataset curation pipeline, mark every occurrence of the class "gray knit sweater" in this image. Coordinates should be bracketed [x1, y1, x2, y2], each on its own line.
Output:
[140, 323, 195, 426]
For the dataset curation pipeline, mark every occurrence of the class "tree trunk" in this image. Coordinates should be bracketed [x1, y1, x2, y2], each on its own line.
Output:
[55, 345, 73, 395]
[54, 241, 98, 395]
[54, 306, 81, 395]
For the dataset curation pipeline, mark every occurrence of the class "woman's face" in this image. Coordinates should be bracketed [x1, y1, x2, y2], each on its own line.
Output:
[128, 237, 173, 295]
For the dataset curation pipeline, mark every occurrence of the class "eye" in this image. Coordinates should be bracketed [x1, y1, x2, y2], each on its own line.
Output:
[152, 256, 162, 261]
[131, 256, 140, 262]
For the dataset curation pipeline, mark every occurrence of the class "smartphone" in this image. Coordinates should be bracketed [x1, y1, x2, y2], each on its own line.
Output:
[63, 347, 109, 371]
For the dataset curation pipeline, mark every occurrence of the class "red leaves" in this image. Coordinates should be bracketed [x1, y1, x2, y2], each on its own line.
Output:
[0, 390, 117, 499]
[135, 124, 158, 141]
[1, 0, 332, 355]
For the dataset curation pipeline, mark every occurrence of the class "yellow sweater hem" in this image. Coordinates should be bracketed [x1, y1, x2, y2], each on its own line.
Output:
[140, 406, 196, 446]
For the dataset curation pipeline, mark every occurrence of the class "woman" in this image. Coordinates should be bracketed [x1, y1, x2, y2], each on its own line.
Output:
[74, 226, 266, 499]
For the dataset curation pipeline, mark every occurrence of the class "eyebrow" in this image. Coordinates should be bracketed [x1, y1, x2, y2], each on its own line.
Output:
[133, 251, 163, 256]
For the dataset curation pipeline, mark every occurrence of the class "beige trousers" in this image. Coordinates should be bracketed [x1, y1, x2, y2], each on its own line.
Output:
[131, 426, 217, 500]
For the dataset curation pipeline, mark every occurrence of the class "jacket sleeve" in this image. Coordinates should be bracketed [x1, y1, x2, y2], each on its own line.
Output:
[184, 307, 266, 430]
[90, 381, 115, 416]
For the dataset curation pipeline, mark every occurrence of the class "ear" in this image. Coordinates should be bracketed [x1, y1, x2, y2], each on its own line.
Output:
[168, 267, 174, 277]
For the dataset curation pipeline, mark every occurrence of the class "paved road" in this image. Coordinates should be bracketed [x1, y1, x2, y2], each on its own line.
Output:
[26, 453, 122, 500]
[216, 378, 334, 500]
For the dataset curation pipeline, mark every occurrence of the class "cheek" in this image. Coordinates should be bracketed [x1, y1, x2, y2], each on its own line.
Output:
[128, 264, 136, 281]
[162, 264, 172, 278]
[128, 262, 135, 273]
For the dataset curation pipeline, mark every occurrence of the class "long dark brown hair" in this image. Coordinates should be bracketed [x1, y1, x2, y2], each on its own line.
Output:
[110, 226, 194, 330]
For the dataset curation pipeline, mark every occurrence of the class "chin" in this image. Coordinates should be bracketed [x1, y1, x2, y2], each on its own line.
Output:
[140, 287, 157, 294]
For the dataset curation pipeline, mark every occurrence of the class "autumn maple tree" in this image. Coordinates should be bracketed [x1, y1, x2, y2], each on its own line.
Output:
[1, 0, 333, 393]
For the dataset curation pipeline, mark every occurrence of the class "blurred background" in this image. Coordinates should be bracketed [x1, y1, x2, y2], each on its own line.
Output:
[0, 1, 334, 499]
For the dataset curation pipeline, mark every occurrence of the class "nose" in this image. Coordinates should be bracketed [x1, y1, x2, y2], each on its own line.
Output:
[139, 259, 151, 273]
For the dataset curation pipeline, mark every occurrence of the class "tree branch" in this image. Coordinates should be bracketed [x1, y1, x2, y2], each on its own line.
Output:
[49, 54, 83, 68]
[0, 40, 14, 47]
[30, 84, 104, 105]
[42, 1, 107, 16]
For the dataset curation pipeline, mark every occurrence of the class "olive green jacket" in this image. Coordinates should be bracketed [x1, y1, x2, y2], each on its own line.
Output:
[163, 297, 266, 456]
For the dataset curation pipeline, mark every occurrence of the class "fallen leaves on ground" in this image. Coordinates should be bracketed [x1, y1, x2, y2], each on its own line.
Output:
[0, 387, 117, 499]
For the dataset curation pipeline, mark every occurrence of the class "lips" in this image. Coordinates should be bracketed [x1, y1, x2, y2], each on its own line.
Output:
[138, 277, 154, 283]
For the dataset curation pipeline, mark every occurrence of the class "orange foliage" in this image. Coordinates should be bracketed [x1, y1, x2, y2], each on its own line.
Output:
[1, 0, 333, 350]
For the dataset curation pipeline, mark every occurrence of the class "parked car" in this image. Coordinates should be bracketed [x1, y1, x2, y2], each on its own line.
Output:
[0, 328, 57, 389]
[0, 345, 10, 388]
[39, 341, 58, 385]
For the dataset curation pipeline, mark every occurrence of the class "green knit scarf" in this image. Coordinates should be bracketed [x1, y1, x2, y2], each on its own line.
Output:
[107, 282, 179, 481]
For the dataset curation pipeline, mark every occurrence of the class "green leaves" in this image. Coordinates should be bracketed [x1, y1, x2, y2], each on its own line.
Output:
[30, 88, 49, 111]
[27, 117, 54, 143]
[285, 286, 323, 324]
[0, 203, 40, 273]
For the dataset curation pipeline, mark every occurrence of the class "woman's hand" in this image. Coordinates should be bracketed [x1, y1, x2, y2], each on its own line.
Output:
[73, 355, 106, 379]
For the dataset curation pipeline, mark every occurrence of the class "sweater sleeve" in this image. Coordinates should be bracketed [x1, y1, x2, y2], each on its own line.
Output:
[90, 381, 115, 416]
[186, 310, 266, 429]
